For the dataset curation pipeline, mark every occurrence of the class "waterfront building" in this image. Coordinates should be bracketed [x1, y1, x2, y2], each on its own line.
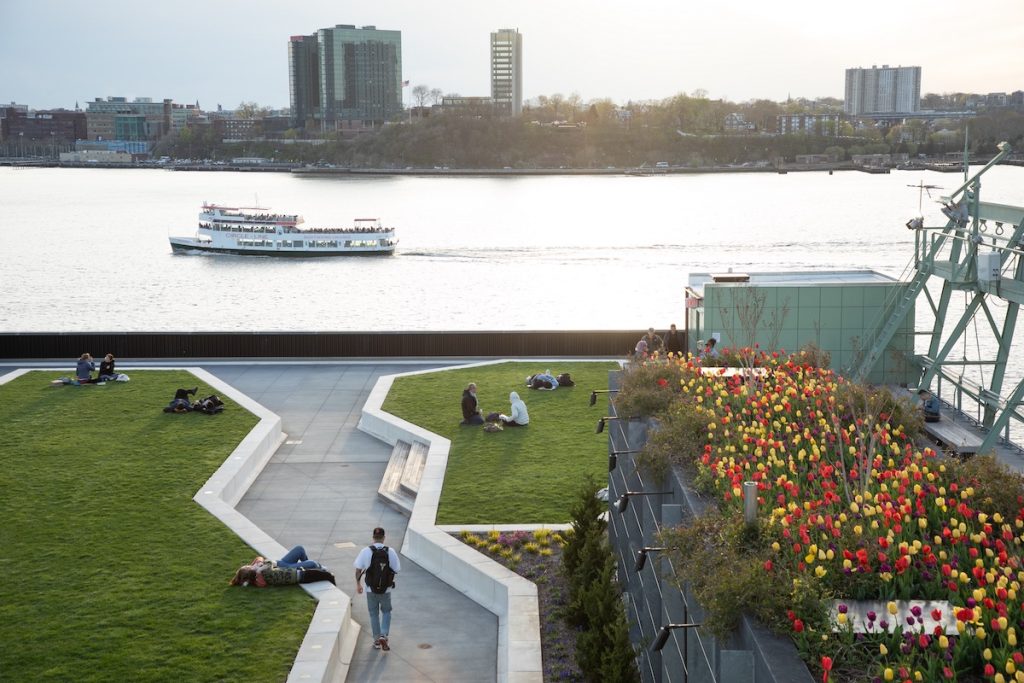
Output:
[85, 97, 173, 140]
[441, 95, 494, 116]
[844, 65, 921, 115]
[1, 109, 87, 143]
[288, 33, 320, 128]
[287, 25, 403, 132]
[777, 113, 842, 136]
[490, 28, 522, 117]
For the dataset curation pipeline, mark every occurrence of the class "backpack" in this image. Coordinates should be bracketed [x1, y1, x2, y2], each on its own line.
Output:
[365, 545, 396, 594]
[556, 373, 575, 387]
[193, 395, 225, 414]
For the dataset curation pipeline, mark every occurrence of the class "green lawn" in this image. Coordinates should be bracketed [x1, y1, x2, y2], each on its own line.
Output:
[381, 361, 618, 524]
[0, 371, 312, 682]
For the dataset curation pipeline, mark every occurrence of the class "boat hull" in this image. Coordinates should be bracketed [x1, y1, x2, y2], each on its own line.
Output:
[169, 237, 395, 257]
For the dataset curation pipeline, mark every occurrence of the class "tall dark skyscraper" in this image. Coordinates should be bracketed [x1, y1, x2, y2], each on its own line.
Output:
[288, 34, 320, 129]
[288, 24, 402, 131]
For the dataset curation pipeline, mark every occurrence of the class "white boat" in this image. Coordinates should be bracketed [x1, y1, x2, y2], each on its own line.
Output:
[169, 203, 397, 256]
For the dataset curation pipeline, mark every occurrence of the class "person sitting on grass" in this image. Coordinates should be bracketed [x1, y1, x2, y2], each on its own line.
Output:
[499, 391, 530, 427]
[76, 353, 96, 383]
[97, 353, 117, 381]
[461, 382, 484, 425]
[918, 388, 941, 423]
[229, 546, 335, 587]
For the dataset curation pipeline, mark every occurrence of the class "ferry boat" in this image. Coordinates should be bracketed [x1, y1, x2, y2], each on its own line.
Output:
[168, 203, 398, 257]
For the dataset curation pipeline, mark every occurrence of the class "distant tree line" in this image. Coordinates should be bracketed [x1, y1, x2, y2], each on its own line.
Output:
[150, 91, 1024, 167]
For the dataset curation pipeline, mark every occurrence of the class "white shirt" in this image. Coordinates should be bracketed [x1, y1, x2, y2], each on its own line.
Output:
[353, 542, 402, 573]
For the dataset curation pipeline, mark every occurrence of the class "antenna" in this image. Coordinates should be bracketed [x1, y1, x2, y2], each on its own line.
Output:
[906, 181, 943, 214]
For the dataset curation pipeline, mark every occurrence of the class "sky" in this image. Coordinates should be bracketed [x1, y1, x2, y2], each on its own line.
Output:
[1, 0, 1022, 111]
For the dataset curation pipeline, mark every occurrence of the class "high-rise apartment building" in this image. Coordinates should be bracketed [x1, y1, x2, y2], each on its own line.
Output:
[844, 65, 921, 115]
[288, 34, 320, 129]
[490, 29, 522, 117]
[288, 24, 402, 131]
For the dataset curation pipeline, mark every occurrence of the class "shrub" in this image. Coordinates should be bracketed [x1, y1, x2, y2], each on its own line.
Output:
[612, 360, 694, 418]
[637, 396, 711, 479]
[948, 454, 1024, 520]
[660, 511, 829, 638]
[561, 476, 606, 586]
[792, 341, 831, 369]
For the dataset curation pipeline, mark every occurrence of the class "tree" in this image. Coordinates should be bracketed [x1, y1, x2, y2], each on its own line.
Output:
[236, 101, 267, 119]
[411, 85, 430, 109]
[429, 88, 443, 105]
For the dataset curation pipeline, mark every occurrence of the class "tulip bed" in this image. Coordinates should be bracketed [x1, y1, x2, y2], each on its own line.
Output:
[621, 350, 1024, 683]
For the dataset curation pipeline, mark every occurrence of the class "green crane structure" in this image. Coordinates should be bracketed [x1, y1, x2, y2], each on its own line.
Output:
[850, 142, 1024, 453]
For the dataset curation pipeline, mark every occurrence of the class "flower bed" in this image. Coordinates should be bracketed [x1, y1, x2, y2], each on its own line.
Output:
[618, 350, 1024, 683]
[455, 529, 583, 682]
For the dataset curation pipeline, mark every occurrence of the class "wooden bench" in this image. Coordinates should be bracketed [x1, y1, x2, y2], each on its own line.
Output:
[923, 418, 984, 456]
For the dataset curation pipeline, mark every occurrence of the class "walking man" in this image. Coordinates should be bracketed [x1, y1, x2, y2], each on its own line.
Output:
[354, 527, 402, 651]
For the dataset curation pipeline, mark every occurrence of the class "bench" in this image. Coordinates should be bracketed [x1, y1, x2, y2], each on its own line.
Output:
[376, 440, 429, 515]
[923, 418, 983, 456]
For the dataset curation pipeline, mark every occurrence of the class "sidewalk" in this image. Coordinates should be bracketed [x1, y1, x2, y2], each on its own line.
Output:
[204, 362, 498, 682]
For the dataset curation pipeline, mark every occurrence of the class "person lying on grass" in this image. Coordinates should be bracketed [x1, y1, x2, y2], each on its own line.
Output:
[229, 545, 335, 587]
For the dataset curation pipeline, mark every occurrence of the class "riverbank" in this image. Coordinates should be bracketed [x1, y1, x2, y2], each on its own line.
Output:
[0, 158, 893, 175]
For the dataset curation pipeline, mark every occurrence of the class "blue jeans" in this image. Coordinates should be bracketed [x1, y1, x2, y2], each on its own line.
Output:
[366, 591, 393, 640]
[277, 545, 322, 569]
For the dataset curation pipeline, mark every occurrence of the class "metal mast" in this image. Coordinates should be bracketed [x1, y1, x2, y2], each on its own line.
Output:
[850, 142, 1024, 452]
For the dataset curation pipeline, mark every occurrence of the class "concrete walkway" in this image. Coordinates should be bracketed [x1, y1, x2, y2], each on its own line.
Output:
[204, 362, 498, 682]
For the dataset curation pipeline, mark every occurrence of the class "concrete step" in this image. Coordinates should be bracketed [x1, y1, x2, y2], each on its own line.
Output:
[399, 441, 428, 497]
[377, 440, 415, 515]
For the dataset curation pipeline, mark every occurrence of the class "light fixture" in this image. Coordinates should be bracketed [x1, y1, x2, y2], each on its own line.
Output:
[616, 490, 672, 513]
[651, 623, 702, 652]
[634, 546, 668, 572]
[589, 389, 618, 407]
[607, 448, 641, 472]
[596, 415, 638, 433]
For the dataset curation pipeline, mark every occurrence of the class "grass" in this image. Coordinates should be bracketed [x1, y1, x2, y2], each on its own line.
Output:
[380, 361, 618, 523]
[0, 371, 313, 682]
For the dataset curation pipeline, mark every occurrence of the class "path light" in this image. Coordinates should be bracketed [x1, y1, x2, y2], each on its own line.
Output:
[608, 448, 641, 472]
[743, 481, 758, 527]
[616, 490, 671, 513]
[651, 623, 702, 652]
[589, 389, 618, 406]
[634, 546, 668, 572]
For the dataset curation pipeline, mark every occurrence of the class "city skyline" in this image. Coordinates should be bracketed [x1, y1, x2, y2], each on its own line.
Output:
[2, 0, 1022, 111]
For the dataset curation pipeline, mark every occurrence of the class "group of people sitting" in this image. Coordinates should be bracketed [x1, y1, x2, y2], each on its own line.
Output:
[229, 545, 335, 587]
[458, 370, 577, 428]
[52, 353, 124, 385]
[460, 383, 530, 428]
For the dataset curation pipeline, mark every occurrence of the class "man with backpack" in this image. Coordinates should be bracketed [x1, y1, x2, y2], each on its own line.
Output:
[353, 527, 402, 651]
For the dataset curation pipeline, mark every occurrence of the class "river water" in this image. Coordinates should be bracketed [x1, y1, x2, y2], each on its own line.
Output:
[4, 165, 1021, 333]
